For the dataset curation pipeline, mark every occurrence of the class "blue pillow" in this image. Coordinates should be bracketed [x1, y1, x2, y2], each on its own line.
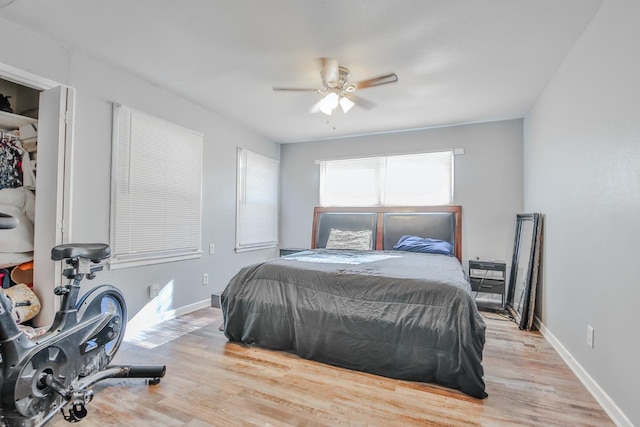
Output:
[393, 235, 453, 256]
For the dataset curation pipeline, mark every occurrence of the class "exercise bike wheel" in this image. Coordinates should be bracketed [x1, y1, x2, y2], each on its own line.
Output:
[76, 285, 127, 367]
[12, 345, 72, 418]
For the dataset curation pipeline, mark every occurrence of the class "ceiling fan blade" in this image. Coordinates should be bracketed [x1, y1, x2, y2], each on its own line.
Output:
[319, 57, 340, 86]
[347, 94, 376, 110]
[273, 87, 320, 92]
[354, 73, 398, 90]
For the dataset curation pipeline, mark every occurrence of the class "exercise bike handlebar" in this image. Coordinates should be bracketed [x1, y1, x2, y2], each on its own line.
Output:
[0, 212, 18, 230]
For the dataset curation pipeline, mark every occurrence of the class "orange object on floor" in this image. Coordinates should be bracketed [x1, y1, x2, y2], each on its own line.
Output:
[11, 261, 33, 289]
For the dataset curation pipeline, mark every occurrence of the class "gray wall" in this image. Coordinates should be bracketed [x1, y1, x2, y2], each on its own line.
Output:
[280, 119, 524, 268]
[0, 17, 279, 331]
[524, 1, 638, 425]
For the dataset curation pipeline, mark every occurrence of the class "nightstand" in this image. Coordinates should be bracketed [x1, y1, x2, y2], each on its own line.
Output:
[469, 260, 507, 307]
[279, 248, 307, 257]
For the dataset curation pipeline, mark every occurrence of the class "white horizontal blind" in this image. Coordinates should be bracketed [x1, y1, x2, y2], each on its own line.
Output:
[384, 151, 453, 205]
[111, 104, 203, 268]
[319, 157, 382, 206]
[320, 150, 453, 207]
[236, 148, 279, 252]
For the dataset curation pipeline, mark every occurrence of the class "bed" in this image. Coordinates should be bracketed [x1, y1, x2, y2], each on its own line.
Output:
[221, 206, 487, 398]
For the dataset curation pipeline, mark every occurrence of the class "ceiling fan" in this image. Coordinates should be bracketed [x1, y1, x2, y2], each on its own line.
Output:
[273, 58, 398, 115]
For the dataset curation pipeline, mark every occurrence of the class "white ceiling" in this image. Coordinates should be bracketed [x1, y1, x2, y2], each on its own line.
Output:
[0, 0, 602, 143]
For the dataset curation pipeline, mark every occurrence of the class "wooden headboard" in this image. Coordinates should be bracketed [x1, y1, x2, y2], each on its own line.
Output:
[311, 206, 462, 262]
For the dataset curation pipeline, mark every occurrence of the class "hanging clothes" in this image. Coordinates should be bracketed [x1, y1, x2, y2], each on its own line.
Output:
[0, 136, 24, 189]
[17, 141, 36, 190]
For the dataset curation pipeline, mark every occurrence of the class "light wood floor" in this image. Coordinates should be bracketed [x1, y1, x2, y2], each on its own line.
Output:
[49, 308, 613, 427]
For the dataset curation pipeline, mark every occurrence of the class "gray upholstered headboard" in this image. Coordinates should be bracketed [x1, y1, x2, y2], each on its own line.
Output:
[382, 213, 455, 250]
[311, 206, 462, 262]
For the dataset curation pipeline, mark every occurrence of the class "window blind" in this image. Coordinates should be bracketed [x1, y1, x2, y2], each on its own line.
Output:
[236, 148, 279, 252]
[384, 151, 453, 205]
[319, 157, 382, 206]
[320, 150, 453, 207]
[110, 104, 203, 268]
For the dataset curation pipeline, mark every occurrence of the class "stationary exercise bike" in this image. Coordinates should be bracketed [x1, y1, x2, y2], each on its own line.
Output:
[0, 212, 166, 426]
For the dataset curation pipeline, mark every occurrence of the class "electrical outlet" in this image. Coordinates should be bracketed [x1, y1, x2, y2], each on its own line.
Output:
[209, 243, 215, 255]
[202, 273, 209, 285]
[149, 284, 160, 299]
[587, 325, 595, 348]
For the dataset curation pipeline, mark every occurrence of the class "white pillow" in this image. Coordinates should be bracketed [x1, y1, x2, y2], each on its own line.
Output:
[0, 251, 33, 269]
[0, 188, 27, 209]
[325, 228, 373, 250]
[0, 187, 36, 223]
[0, 205, 34, 253]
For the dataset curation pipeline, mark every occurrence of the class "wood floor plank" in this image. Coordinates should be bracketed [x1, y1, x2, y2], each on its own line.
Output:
[46, 308, 613, 426]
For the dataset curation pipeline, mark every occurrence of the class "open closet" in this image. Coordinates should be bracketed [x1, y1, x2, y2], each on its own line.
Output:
[0, 78, 41, 324]
[0, 66, 74, 326]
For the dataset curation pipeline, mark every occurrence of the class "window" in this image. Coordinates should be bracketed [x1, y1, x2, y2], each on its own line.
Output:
[319, 151, 453, 207]
[236, 148, 279, 252]
[110, 104, 203, 268]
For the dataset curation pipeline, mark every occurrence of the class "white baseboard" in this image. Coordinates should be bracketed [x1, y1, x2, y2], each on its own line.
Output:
[169, 298, 212, 319]
[534, 317, 632, 427]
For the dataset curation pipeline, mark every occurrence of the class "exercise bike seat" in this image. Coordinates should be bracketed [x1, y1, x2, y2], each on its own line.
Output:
[51, 243, 111, 262]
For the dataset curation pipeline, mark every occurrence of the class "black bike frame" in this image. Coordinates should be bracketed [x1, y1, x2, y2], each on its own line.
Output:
[0, 266, 120, 419]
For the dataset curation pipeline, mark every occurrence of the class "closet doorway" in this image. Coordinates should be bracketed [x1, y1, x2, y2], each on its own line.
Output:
[0, 64, 75, 326]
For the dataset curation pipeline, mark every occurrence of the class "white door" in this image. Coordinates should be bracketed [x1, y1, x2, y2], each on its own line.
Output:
[32, 85, 74, 326]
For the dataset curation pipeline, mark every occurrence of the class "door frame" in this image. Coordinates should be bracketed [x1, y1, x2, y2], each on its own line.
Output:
[0, 62, 74, 325]
[0, 62, 60, 92]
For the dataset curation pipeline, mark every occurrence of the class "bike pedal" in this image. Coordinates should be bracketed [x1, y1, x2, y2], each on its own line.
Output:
[147, 377, 162, 385]
[62, 403, 88, 423]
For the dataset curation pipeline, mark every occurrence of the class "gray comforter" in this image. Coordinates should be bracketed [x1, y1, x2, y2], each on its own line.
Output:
[221, 249, 487, 398]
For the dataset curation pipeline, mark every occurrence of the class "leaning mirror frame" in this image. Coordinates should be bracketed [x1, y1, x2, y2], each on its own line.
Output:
[506, 213, 542, 330]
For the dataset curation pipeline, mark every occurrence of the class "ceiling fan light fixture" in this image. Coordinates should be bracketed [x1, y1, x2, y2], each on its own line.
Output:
[274, 58, 397, 115]
[319, 92, 339, 115]
[339, 96, 355, 113]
